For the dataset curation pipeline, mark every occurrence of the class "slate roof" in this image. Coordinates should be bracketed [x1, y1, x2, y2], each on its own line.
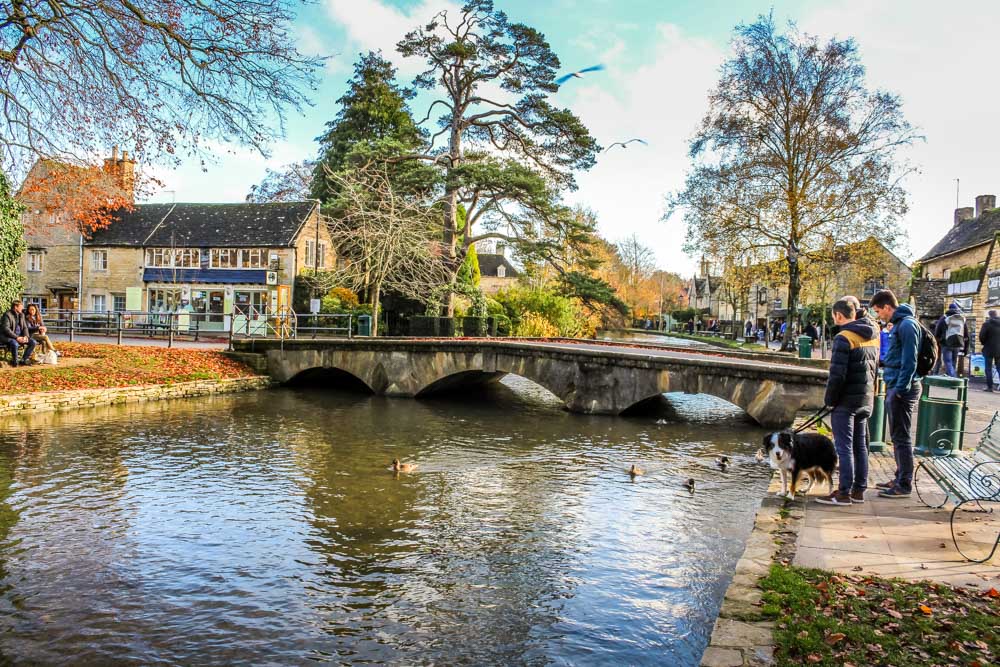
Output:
[478, 253, 519, 277]
[920, 210, 1000, 262]
[86, 201, 317, 248]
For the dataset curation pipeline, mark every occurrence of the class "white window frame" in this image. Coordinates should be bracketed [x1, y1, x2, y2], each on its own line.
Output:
[146, 248, 172, 267]
[210, 248, 239, 268]
[27, 251, 43, 272]
[91, 294, 107, 312]
[497, 265, 506, 278]
[240, 248, 267, 269]
[305, 239, 316, 268]
[317, 241, 327, 269]
[173, 248, 200, 268]
[91, 249, 109, 272]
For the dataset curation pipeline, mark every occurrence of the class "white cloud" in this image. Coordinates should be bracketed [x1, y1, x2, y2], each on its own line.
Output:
[565, 23, 723, 276]
[323, 0, 461, 76]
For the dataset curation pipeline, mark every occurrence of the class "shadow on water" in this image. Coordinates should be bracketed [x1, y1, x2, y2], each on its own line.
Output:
[0, 378, 772, 666]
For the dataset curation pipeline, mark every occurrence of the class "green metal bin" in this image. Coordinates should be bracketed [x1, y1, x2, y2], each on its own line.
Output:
[914, 375, 968, 456]
[797, 335, 813, 359]
[357, 314, 372, 337]
[867, 369, 887, 453]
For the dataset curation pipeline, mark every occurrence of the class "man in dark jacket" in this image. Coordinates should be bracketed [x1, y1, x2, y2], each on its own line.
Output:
[980, 310, 1000, 392]
[816, 298, 878, 505]
[1, 300, 37, 367]
[871, 290, 922, 498]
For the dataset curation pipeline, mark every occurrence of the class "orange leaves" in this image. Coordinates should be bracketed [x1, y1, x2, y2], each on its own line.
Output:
[918, 604, 933, 616]
[986, 587, 1000, 599]
[0, 343, 257, 395]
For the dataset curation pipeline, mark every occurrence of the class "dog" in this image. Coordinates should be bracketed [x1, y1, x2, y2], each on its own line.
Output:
[761, 431, 837, 499]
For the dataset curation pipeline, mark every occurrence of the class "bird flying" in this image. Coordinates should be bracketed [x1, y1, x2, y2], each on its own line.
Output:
[604, 139, 648, 152]
[556, 64, 605, 85]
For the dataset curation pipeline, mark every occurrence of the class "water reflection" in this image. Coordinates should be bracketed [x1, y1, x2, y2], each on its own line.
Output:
[0, 380, 769, 665]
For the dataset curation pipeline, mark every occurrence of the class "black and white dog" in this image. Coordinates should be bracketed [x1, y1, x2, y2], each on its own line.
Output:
[761, 431, 837, 499]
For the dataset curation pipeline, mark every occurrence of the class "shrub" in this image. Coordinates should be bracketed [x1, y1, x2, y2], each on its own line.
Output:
[514, 311, 560, 337]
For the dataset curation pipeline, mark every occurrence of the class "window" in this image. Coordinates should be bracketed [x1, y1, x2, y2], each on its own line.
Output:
[27, 251, 43, 272]
[24, 296, 48, 312]
[497, 265, 506, 278]
[240, 248, 267, 268]
[146, 248, 172, 267]
[305, 240, 316, 267]
[317, 242, 327, 269]
[91, 249, 108, 271]
[112, 294, 126, 312]
[91, 294, 106, 312]
[174, 248, 200, 268]
[148, 288, 182, 311]
[211, 248, 239, 268]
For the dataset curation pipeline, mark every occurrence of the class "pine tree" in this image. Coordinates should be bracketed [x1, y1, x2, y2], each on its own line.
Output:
[311, 51, 426, 201]
[0, 170, 26, 310]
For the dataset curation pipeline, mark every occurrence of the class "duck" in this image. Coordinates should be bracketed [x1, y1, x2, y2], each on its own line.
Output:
[628, 464, 645, 477]
[684, 478, 696, 492]
[754, 449, 765, 463]
[391, 458, 417, 473]
[716, 456, 730, 470]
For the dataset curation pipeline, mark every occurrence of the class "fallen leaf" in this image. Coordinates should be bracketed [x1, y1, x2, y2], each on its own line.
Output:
[806, 655, 822, 664]
[986, 587, 1000, 598]
[826, 632, 846, 645]
[798, 630, 809, 639]
[887, 609, 903, 619]
[919, 604, 933, 615]
[816, 581, 829, 592]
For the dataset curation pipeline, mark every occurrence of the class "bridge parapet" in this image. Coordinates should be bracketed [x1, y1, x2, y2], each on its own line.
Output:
[232, 338, 827, 427]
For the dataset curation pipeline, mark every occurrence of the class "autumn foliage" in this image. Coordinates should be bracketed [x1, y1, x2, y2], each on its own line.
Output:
[0, 344, 259, 395]
[18, 159, 136, 236]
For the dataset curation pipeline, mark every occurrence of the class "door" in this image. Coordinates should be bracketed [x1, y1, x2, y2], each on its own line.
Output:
[208, 290, 224, 326]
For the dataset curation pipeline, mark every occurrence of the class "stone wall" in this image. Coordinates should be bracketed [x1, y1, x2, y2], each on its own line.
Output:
[292, 208, 336, 277]
[910, 278, 949, 323]
[83, 246, 144, 310]
[0, 375, 272, 415]
[922, 244, 989, 281]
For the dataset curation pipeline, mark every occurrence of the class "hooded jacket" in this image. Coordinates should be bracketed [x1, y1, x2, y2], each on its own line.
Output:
[980, 314, 1000, 356]
[934, 304, 970, 353]
[883, 303, 922, 392]
[825, 318, 879, 410]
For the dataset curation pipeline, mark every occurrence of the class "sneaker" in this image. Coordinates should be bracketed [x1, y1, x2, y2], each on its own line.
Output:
[850, 490, 866, 503]
[875, 481, 895, 490]
[877, 486, 911, 498]
[815, 491, 853, 506]
[985, 387, 995, 393]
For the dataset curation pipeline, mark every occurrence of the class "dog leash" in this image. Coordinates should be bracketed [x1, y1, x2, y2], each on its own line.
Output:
[794, 406, 832, 434]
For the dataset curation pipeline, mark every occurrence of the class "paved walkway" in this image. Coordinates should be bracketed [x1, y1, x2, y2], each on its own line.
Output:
[48, 333, 228, 349]
[791, 388, 1000, 589]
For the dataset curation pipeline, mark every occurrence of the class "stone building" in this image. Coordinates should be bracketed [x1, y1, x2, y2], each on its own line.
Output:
[912, 194, 1000, 334]
[477, 253, 520, 294]
[686, 257, 724, 320]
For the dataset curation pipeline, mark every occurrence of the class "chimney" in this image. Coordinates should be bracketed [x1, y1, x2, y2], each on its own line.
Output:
[975, 194, 996, 218]
[111, 145, 118, 162]
[102, 146, 136, 203]
[700, 257, 710, 278]
[954, 207, 975, 226]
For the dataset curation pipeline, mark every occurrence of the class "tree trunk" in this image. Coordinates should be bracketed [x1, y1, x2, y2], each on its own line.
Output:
[371, 278, 382, 337]
[783, 253, 801, 352]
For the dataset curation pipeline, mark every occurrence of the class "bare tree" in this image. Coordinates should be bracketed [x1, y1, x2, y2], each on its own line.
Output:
[669, 15, 917, 350]
[615, 233, 656, 311]
[319, 165, 451, 336]
[246, 161, 316, 203]
[0, 1, 321, 176]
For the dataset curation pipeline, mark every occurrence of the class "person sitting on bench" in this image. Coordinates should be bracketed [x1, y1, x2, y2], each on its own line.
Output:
[1, 300, 37, 367]
[25, 303, 56, 359]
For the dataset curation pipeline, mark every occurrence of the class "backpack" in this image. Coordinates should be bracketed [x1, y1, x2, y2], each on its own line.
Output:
[911, 317, 938, 377]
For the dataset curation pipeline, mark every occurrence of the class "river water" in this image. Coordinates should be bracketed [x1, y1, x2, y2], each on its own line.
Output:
[0, 377, 770, 666]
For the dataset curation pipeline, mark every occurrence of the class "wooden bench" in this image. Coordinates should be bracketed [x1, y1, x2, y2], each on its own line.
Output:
[915, 411, 1000, 562]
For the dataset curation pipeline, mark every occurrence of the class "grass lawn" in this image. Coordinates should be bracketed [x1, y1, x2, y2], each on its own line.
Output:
[662, 331, 768, 351]
[761, 564, 998, 667]
[0, 343, 258, 394]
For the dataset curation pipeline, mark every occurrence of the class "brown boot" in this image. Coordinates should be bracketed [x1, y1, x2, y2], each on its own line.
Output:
[815, 491, 852, 506]
[850, 489, 865, 504]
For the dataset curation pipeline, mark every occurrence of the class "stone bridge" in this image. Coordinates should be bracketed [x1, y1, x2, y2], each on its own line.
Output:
[230, 338, 828, 427]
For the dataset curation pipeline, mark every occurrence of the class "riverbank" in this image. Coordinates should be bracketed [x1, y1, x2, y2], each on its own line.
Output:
[0, 343, 269, 414]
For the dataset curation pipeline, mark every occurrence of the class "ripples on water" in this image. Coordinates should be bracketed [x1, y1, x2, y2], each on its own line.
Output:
[0, 376, 770, 666]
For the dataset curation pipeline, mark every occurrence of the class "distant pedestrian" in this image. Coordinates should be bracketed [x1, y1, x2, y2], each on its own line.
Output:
[745, 320, 753, 338]
[816, 298, 878, 505]
[870, 290, 923, 498]
[979, 310, 1000, 392]
[935, 302, 969, 377]
[804, 321, 820, 343]
[931, 312, 947, 375]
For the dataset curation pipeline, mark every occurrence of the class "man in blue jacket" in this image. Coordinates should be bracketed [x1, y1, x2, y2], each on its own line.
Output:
[870, 290, 922, 498]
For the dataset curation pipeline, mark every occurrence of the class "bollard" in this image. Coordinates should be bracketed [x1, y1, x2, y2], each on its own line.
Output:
[868, 369, 888, 453]
[117, 312, 123, 346]
[168, 313, 174, 348]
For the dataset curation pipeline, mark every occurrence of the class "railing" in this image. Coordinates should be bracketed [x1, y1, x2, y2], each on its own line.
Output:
[33, 307, 361, 349]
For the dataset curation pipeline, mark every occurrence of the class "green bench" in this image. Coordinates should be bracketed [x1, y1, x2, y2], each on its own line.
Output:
[915, 411, 1000, 562]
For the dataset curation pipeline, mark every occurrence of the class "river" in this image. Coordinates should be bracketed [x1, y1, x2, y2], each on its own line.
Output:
[0, 377, 770, 665]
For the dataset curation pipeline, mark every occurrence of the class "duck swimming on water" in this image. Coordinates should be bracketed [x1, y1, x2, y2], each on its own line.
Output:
[392, 458, 417, 473]
[684, 478, 696, 492]
[629, 464, 645, 477]
[716, 456, 730, 470]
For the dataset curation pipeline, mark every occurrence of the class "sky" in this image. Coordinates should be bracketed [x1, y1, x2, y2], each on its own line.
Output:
[144, 0, 1000, 277]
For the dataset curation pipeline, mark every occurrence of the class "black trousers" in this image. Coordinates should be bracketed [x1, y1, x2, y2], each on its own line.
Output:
[985, 352, 1000, 389]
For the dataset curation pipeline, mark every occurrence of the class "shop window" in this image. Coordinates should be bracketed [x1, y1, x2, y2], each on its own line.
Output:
[27, 251, 43, 272]
[91, 249, 108, 271]
[148, 288, 182, 311]
[91, 294, 107, 312]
